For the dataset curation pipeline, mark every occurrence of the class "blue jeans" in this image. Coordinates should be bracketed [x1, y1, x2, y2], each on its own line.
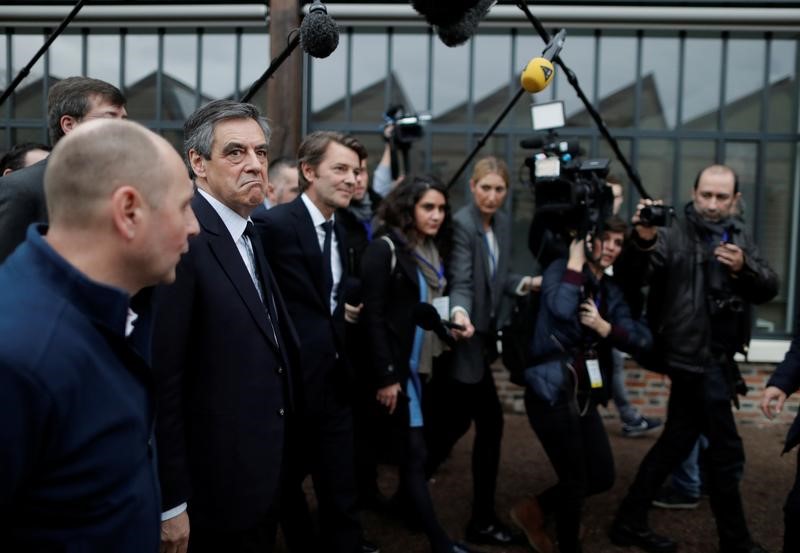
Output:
[670, 435, 708, 498]
[611, 348, 640, 424]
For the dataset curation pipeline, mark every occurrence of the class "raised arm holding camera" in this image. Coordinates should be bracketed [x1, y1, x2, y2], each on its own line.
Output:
[610, 164, 778, 553]
[511, 216, 652, 553]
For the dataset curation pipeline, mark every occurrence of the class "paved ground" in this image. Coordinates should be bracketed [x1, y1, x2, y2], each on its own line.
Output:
[279, 412, 793, 553]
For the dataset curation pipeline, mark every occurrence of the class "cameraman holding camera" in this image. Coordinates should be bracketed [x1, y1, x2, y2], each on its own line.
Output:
[511, 216, 652, 553]
[610, 164, 778, 553]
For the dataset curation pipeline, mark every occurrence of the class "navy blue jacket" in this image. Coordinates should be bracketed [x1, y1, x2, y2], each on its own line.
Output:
[768, 332, 800, 453]
[525, 259, 652, 406]
[0, 225, 160, 552]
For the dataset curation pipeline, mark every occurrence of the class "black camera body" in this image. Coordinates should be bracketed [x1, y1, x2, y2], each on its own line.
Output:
[383, 105, 430, 146]
[639, 204, 675, 227]
[523, 134, 614, 241]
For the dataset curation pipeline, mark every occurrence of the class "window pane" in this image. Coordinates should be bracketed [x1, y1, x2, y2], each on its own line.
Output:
[597, 34, 637, 128]
[201, 33, 236, 100]
[641, 34, 679, 129]
[391, 31, 429, 113]
[125, 33, 158, 120]
[310, 33, 347, 114]
[755, 142, 794, 334]
[549, 32, 595, 127]
[350, 33, 387, 124]
[432, 35, 469, 121]
[724, 38, 765, 132]
[163, 32, 198, 120]
[768, 39, 797, 133]
[12, 33, 45, 119]
[681, 36, 722, 129]
[724, 142, 757, 234]
[49, 33, 82, 81]
[473, 33, 512, 125]
[87, 34, 120, 89]
[240, 31, 270, 100]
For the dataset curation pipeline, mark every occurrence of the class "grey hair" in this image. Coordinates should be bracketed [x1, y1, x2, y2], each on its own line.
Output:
[183, 99, 271, 178]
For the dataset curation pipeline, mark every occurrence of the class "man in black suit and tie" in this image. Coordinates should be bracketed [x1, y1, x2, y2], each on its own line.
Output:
[254, 131, 365, 553]
[152, 100, 298, 553]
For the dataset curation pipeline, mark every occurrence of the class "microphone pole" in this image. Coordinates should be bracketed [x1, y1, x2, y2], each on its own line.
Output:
[515, 0, 649, 199]
[242, 32, 301, 103]
[0, 0, 87, 108]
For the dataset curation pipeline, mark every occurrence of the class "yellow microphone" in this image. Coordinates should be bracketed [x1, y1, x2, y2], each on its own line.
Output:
[520, 57, 555, 93]
[520, 29, 566, 94]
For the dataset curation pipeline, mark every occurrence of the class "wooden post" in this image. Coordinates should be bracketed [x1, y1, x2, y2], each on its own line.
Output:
[266, 0, 302, 159]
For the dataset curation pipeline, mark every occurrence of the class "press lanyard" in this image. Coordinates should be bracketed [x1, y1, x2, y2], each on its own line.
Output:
[412, 253, 445, 290]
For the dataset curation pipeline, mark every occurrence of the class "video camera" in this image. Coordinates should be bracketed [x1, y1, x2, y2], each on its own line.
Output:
[523, 101, 614, 243]
[383, 104, 431, 146]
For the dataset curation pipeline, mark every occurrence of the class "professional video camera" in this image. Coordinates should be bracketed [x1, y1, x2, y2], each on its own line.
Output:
[383, 104, 431, 146]
[523, 101, 614, 244]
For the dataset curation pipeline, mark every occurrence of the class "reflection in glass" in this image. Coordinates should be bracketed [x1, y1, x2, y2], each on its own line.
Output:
[239, 31, 270, 97]
[597, 34, 636, 128]
[641, 34, 679, 129]
[681, 36, 722, 129]
[472, 33, 512, 125]
[635, 140, 675, 211]
[163, 33, 200, 120]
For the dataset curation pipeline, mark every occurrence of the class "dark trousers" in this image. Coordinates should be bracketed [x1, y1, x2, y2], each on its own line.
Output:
[400, 428, 453, 553]
[188, 510, 278, 553]
[525, 390, 615, 553]
[279, 399, 362, 553]
[784, 448, 800, 553]
[425, 362, 504, 522]
[617, 365, 751, 552]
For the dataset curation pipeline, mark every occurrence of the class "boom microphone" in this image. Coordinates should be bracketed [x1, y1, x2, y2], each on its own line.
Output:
[300, 0, 339, 59]
[520, 29, 567, 93]
[411, 0, 496, 47]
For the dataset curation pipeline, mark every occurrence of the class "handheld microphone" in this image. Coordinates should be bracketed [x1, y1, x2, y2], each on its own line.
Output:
[412, 302, 460, 347]
[520, 29, 567, 94]
[412, 0, 496, 48]
[342, 276, 362, 306]
[300, 0, 340, 59]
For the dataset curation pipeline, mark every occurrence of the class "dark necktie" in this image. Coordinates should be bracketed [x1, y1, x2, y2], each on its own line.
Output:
[321, 220, 334, 302]
[244, 221, 280, 348]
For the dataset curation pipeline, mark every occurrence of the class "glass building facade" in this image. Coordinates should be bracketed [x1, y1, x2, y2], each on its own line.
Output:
[1, 2, 799, 341]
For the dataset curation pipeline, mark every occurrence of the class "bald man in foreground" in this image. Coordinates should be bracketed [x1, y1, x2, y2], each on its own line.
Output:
[0, 119, 199, 552]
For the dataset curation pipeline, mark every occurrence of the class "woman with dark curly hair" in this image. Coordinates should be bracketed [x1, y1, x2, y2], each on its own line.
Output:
[360, 176, 475, 553]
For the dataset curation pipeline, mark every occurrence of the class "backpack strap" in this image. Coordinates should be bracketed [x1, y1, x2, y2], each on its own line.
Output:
[379, 234, 396, 272]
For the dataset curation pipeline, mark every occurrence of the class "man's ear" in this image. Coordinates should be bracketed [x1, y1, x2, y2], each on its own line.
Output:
[59, 114, 79, 136]
[300, 162, 316, 186]
[188, 149, 207, 180]
[110, 185, 144, 240]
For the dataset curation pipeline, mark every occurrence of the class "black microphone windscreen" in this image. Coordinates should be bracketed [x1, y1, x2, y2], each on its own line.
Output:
[342, 276, 362, 306]
[412, 302, 441, 331]
[435, 0, 494, 47]
[300, 10, 339, 58]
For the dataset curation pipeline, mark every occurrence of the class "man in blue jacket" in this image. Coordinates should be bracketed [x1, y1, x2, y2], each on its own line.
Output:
[0, 118, 199, 552]
[761, 331, 800, 553]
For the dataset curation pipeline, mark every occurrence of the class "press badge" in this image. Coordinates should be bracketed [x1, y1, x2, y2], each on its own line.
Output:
[432, 296, 450, 320]
[586, 358, 603, 389]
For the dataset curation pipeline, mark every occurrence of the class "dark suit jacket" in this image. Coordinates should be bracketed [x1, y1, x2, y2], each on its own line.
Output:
[151, 192, 298, 532]
[448, 203, 523, 383]
[0, 158, 48, 263]
[254, 195, 351, 413]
